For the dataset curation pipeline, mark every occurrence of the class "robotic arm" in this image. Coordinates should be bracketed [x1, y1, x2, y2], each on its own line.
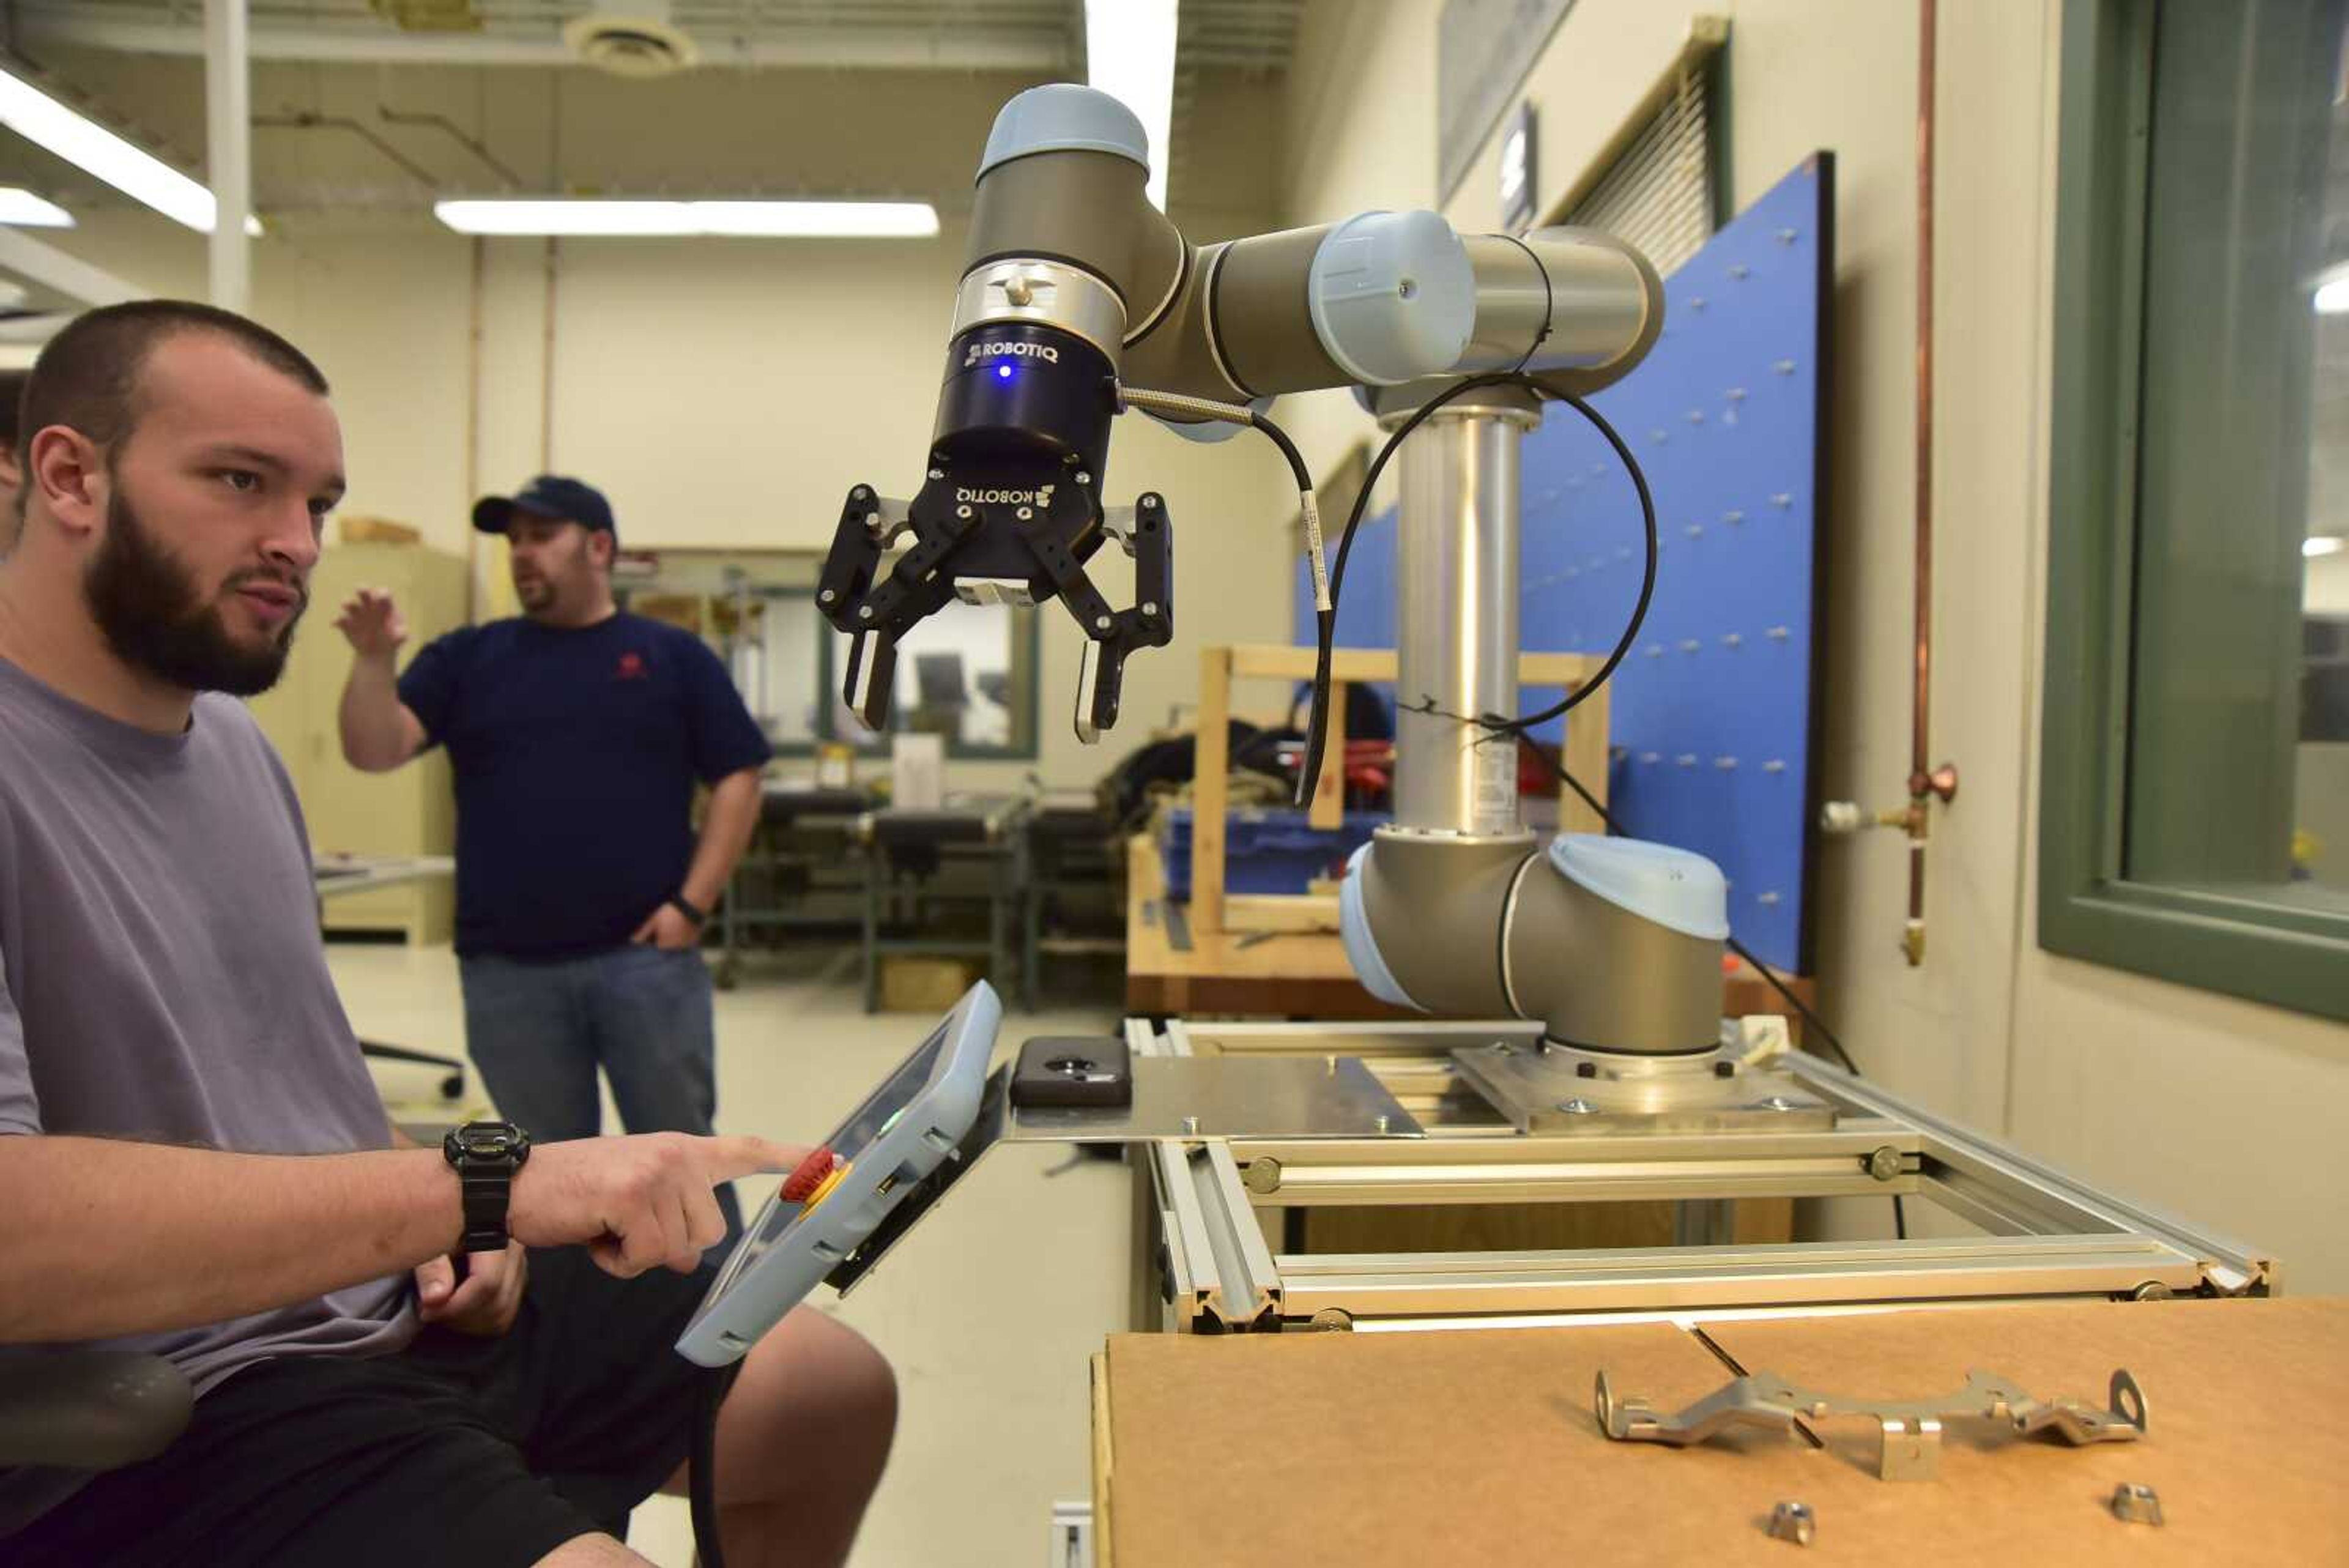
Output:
[817, 83, 1662, 743]
[817, 81, 1775, 1151]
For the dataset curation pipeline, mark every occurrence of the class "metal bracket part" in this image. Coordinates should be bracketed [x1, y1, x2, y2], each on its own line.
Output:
[1595, 1366, 2148, 1481]
[2109, 1482, 2164, 1525]
[1099, 504, 1140, 555]
[860, 494, 916, 548]
[1766, 1501, 1815, 1545]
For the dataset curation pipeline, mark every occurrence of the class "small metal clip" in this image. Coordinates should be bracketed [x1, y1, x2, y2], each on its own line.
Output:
[1767, 1501, 1814, 1545]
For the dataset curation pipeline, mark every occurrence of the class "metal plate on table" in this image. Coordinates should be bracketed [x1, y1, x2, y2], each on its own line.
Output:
[1006, 1057, 1423, 1142]
[1452, 1042, 1836, 1136]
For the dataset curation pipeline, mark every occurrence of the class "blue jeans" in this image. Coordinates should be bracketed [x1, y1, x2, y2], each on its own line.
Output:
[458, 944, 740, 1232]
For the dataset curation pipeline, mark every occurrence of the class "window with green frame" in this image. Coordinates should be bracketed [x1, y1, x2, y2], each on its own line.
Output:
[2043, 0, 2349, 1020]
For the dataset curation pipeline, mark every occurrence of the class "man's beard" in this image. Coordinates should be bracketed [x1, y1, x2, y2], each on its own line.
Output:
[84, 487, 307, 697]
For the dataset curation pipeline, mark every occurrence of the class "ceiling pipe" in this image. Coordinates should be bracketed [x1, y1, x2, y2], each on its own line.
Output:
[204, 0, 251, 313]
[16, 13, 1071, 72]
[0, 226, 143, 306]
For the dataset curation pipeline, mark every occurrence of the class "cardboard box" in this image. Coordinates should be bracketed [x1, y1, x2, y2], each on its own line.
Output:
[339, 515, 421, 546]
[891, 732, 945, 811]
[878, 954, 980, 1013]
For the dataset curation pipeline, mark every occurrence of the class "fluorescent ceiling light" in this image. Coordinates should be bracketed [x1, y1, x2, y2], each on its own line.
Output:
[2307, 536, 2345, 558]
[0, 187, 72, 228]
[433, 199, 940, 237]
[0, 62, 256, 236]
[1087, 0, 1179, 210]
[2318, 277, 2349, 314]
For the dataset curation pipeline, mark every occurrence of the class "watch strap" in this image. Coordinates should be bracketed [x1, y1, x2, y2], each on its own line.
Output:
[456, 1167, 512, 1254]
[443, 1122, 529, 1254]
[669, 894, 708, 926]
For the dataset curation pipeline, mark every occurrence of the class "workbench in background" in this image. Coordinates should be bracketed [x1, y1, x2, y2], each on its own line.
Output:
[858, 794, 1030, 1013]
[716, 782, 874, 989]
[1023, 794, 1126, 1008]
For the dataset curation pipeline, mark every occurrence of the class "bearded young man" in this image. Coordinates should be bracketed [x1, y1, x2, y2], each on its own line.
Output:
[0, 302, 894, 1567]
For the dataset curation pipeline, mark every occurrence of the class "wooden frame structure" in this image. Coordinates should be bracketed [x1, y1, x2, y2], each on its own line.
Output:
[1189, 644, 1609, 937]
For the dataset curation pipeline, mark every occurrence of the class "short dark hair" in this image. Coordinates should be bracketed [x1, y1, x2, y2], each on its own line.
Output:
[21, 300, 328, 456]
[0, 368, 29, 452]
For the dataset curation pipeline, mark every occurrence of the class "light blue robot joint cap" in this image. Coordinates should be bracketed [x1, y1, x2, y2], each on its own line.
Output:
[1338, 844, 1422, 1010]
[1307, 210, 1475, 386]
[1548, 834, 1731, 942]
[979, 84, 1151, 182]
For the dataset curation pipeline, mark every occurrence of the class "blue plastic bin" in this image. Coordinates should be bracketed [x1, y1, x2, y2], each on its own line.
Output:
[1160, 808, 1387, 901]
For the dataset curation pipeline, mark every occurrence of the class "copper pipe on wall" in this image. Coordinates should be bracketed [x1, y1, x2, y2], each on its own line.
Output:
[1903, 0, 1958, 967]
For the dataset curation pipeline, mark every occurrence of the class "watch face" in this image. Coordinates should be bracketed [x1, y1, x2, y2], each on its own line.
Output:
[450, 1121, 526, 1160]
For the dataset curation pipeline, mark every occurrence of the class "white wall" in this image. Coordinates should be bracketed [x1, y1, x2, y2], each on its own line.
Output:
[2310, 549, 2349, 612]
[1282, 0, 2349, 1288]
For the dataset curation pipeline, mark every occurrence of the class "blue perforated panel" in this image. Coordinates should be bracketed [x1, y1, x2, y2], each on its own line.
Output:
[1296, 156, 1832, 972]
[1296, 518, 1397, 652]
[1294, 504, 1399, 728]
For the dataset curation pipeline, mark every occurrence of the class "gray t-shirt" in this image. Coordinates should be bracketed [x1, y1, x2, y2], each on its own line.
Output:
[0, 654, 417, 1397]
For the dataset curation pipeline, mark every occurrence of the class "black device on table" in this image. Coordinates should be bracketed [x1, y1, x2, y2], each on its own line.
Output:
[1009, 1036, 1133, 1109]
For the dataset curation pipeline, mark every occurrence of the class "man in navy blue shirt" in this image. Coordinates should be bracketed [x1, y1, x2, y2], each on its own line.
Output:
[336, 477, 769, 1186]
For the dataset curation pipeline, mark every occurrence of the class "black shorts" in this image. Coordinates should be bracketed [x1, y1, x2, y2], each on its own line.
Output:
[4, 1248, 719, 1568]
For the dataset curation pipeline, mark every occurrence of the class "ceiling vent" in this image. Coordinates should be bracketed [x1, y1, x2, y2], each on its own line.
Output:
[563, 4, 701, 78]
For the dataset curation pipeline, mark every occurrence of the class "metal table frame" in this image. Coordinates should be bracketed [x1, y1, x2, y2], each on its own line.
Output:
[858, 797, 1031, 1013]
[1021, 800, 1125, 1005]
[1126, 1017, 2275, 1334]
[717, 788, 874, 989]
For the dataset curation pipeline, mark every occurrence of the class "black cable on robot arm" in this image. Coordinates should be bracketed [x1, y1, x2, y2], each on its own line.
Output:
[1546, 749, 1862, 1076]
[1497, 380, 1659, 734]
[1304, 371, 1660, 807]
[1299, 372, 1535, 811]
[1108, 387, 1329, 806]
[1234, 406, 1343, 812]
[1246, 406, 1314, 495]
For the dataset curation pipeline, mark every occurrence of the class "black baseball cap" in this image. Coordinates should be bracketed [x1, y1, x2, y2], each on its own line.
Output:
[472, 475, 617, 540]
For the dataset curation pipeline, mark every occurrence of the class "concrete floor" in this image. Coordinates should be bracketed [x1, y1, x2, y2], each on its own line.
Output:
[336, 940, 1131, 1568]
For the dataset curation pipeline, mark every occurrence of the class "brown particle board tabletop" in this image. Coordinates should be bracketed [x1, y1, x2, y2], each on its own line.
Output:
[1092, 1296, 2348, 1566]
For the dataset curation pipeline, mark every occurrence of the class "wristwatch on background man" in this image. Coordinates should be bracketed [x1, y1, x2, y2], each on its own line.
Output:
[442, 1120, 531, 1253]
[667, 893, 708, 928]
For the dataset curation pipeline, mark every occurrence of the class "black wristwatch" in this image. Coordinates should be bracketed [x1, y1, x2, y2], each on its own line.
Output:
[667, 894, 708, 927]
[442, 1120, 531, 1254]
